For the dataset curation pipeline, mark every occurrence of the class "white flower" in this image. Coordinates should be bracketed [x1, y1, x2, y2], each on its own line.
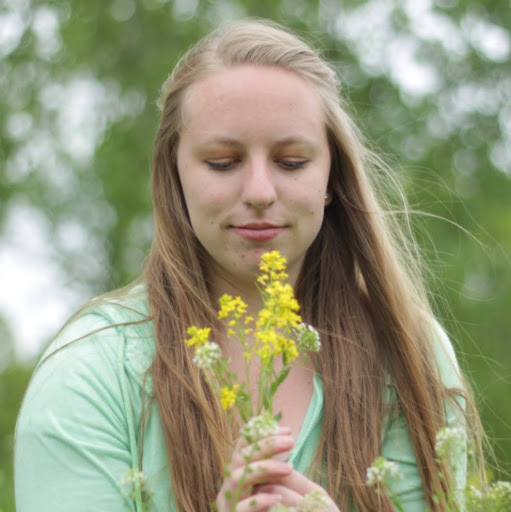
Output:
[120, 468, 153, 507]
[241, 413, 278, 443]
[487, 480, 511, 507]
[193, 341, 222, 370]
[366, 457, 403, 489]
[120, 468, 148, 487]
[466, 484, 483, 506]
[269, 491, 330, 512]
[298, 490, 331, 511]
[295, 323, 321, 352]
[434, 427, 466, 462]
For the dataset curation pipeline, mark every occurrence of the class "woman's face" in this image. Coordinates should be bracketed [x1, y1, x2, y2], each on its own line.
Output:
[176, 65, 331, 287]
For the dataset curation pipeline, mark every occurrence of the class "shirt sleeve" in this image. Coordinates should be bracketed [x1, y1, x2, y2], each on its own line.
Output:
[381, 322, 467, 512]
[14, 313, 140, 512]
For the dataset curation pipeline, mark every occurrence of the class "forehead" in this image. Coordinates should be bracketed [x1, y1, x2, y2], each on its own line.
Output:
[180, 65, 326, 138]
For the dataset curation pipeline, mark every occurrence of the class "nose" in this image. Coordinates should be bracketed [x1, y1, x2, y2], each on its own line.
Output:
[241, 160, 277, 209]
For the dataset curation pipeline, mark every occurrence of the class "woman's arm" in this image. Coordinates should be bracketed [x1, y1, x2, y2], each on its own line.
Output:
[15, 314, 140, 512]
[381, 322, 467, 511]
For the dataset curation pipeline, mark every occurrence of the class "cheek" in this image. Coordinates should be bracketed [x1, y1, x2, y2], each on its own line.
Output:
[186, 189, 230, 225]
[289, 186, 326, 215]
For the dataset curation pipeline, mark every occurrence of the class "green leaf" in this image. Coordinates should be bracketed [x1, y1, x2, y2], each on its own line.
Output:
[269, 367, 290, 396]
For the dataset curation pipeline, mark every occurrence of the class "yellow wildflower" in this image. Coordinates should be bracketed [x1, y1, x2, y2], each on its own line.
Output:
[257, 344, 273, 363]
[218, 294, 234, 319]
[257, 308, 273, 327]
[185, 326, 211, 347]
[218, 294, 248, 320]
[259, 251, 287, 274]
[256, 282, 301, 333]
[257, 274, 269, 286]
[282, 339, 299, 363]
[259, 250, 289, 283]
[221, 384, 239, 410]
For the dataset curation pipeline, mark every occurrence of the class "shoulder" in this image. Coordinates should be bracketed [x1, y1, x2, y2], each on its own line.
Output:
[31, 284, 156, 403]
[15, 285, 160, 511]
[428, 318, 463, 391]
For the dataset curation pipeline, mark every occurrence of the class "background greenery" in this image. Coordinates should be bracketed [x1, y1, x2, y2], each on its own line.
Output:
[1, 0, 510, 510]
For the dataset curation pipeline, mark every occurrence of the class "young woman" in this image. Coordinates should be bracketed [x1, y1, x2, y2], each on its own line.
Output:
[15, 20, 481, 512]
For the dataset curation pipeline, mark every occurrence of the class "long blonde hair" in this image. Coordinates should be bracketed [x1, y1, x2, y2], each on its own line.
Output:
[145, 19, 482, 511]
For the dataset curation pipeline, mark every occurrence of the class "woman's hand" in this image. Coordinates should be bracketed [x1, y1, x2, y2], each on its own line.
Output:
[216, 426, 295, 512]
[254, 471, 340, 511]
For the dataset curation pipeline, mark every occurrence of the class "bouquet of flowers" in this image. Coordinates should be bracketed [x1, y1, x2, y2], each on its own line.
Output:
[186, 251, 327, 511]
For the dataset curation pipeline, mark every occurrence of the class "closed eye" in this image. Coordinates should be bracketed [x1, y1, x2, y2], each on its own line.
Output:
[279, 160, 309, 170]
[206, 159, 309, 171]
[206, 160, 236, 170]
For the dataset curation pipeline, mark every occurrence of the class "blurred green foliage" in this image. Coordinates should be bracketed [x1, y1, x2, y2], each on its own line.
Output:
[1, 0, 510, 510]
[0, 359, 32, 512]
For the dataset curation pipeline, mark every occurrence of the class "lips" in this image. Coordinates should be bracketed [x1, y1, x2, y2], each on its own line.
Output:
[232, 222, 285, 242]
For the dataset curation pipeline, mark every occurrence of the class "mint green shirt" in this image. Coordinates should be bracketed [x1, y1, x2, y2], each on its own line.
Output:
[15, 287, 465, 511]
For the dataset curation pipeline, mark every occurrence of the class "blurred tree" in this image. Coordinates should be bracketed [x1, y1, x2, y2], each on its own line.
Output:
[0, 316, 32, 511]
[1, 0, 510, 504]
[0, 364, 33, 512]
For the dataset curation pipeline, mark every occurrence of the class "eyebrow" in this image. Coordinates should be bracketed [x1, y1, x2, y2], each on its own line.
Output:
[195, 135, 318, 149]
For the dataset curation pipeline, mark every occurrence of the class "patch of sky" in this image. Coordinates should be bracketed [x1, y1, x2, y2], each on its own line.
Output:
[32, 5, 62, 59]
[110, 0, 136, 22]
[173, 0, 199, 22]
[0, 201, 94, 361]
[0, 10, 26, 58]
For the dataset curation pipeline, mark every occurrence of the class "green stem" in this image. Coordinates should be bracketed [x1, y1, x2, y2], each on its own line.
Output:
[230, 443, 258, 511]
[390, 493, 406, 512]
[237, 318, 254, 419]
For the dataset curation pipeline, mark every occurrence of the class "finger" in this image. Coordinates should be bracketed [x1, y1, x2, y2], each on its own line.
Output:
[268, 470, 325, 495]
[256, 478, 336, 511]
[233, 426, 292, 453]
[235, 492, 283, 512]
[254, 484, 303, 507]
[233, 434, 294, 468]
[219, 459, 294, 502]
[233, 459, 293, 488]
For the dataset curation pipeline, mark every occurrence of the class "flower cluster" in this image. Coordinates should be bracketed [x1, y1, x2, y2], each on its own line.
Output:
[366, 457, 403, 488]
[220, 384, 239, 410]
[185, 326, 211, 347]
[241, 412, 279, 443]
[487, 481, 511, 508]
[435, 426, 467, 463]
[120, 469, 153, 511]
[467, 480, 511, 511]
[258, 250, 288, 284]
[296, 323, 321, 353]
[254, 251, 303, 364]
[193, 341, 222, 370]
[466, 484, 484, 507]
[297, 490, 331, 511]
